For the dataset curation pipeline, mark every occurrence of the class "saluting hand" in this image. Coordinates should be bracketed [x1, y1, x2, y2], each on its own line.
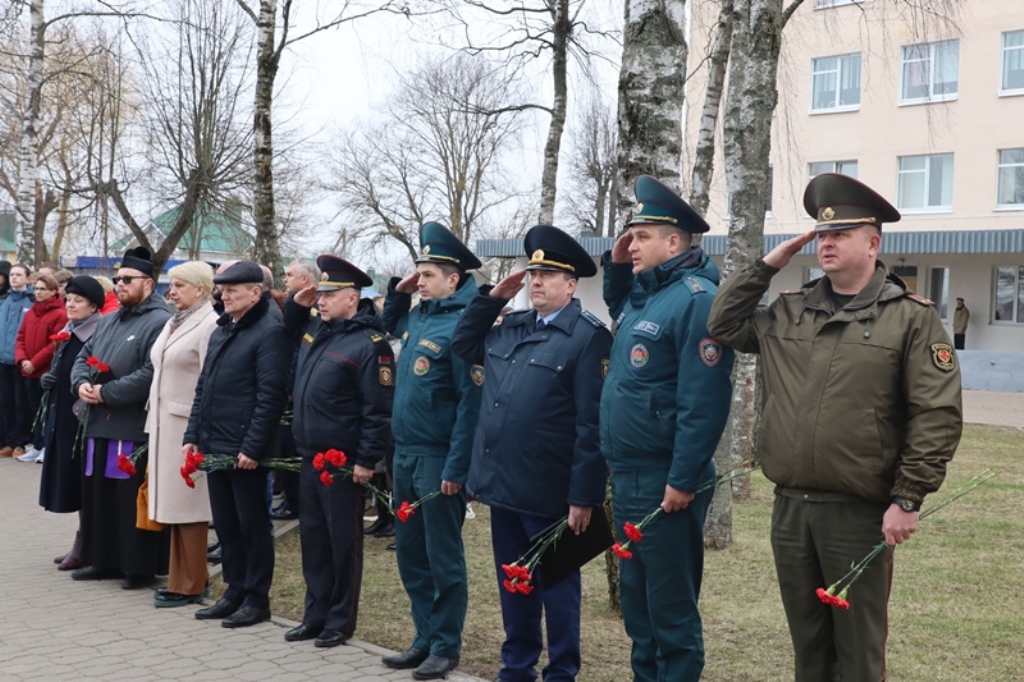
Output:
[762, 230, 816, 270]
[395, 272, 420, 294]
[294, 283, 318, 308]
[610, 231, 634, 264]
[490, 269, 527, 301]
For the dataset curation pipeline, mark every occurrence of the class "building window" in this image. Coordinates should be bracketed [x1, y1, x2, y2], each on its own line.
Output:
[993, 266, 1024, 323]
[1002, 30, 1024, 94]
[897, 154, 954, 211]
[811, 54, 861, 111]
[928, 266, 950, 319]
[809, 160, 858, 178]
[998, 149, 1024, 207]
[815, 0, 862, 7]
[900, 40, 959, 103]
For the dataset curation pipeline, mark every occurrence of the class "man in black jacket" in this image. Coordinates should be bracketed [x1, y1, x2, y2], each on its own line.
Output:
[185, 261, 290, 628]
[281, 255, 394, 648]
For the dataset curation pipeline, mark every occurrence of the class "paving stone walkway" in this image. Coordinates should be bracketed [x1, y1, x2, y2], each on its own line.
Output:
[0, 459, 483, 682]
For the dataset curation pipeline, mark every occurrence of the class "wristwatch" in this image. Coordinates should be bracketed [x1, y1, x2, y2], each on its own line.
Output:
[891, 496, 921, 513]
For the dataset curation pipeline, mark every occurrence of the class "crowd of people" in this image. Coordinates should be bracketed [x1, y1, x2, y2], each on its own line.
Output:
[4, 170, 963, 682]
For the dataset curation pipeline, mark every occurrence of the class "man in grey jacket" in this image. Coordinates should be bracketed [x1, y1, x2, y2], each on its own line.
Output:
[70, 247, 172, 589]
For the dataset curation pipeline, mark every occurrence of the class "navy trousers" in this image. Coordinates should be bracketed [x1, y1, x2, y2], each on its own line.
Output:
[490, 506, 582, 682]
[207, 468, 274, 610]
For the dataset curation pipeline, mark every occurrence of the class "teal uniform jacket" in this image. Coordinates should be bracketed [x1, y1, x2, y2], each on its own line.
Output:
[382, 277, 482, 484]
[600, 248, 734, 491]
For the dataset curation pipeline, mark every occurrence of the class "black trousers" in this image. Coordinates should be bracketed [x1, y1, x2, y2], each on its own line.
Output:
[24, 377, 44, 449]
[299, 453, 365, 635]
[0, 363, 31, 448]
[954, 333, 965, 350]
[207, 468, 274, 609]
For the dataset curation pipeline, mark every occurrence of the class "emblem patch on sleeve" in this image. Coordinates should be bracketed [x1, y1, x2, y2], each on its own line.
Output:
[630, 344, 649, 368]
[931, 343, 956, 371]
[414, 356, 430, 376]
[699, 338, 723, 368]
[379, 366, 394, 386]
[470, 364, 485, 387]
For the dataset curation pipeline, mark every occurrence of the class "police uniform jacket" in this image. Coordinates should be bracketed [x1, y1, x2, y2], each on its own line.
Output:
[183, 295, 290, 460]
[707, 259, 962, 505]
[451, 293, 611, 519]
[382, 276, 481, 484]
[601, 248, 734, 492]
[284, 297, 394, 470]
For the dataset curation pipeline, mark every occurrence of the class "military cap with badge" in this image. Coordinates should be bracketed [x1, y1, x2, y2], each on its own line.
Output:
[803, 172, 902, 232]
[416, 221, 482, 271]
[315, 255, 374, 291]
[524, 224, 597, 278]
[629, 175, 711, 234]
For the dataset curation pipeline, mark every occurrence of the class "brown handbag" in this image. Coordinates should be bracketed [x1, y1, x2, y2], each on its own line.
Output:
[136, 472, 165, 532]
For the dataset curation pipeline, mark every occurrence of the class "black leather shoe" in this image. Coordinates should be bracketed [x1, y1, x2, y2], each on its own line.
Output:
[372, 518, 395, 537]
[154, 591, 204, 608]
[364, 514, 388, 535]
[413, 655, 460, 680]
[221, 605, 271, 628]
[71, 566, 118, 581]
[284, 623, 323, 641]
[314, 629, 349, 648]
[270, 505, 298, 521]
[382, 648, 429, 670]
[207, 545, 222, 564]
[194, 598, 241, 620]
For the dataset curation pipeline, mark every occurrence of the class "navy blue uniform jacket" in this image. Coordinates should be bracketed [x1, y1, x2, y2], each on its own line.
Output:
[451, 293, 612, 519]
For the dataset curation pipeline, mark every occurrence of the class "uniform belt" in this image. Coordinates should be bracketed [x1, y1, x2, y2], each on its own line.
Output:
[774, 486, 867, 503]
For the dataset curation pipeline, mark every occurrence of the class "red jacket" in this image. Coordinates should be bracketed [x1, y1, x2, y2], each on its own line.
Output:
[101, 290, 120, 315]
[15, 295, 68, 378]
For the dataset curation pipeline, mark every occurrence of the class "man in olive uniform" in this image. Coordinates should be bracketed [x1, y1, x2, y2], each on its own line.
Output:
[601, 176, 734, 682]
[452, 225, 612, 682]
[282, 256, 394, 648]
[707, 173, 963, 681]
[953, 297, 969, 350]
[379, 222, 482, 680]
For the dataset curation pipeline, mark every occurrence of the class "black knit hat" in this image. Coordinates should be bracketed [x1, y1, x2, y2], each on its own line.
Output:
[64, 276, 105, 309]
[120, 247, 155, 277]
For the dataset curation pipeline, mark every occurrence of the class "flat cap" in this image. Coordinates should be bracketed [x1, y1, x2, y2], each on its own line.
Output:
[316, 255, 373, 292]
[524, 224, 597, 278]
[804, 173, 901, 232]
[213, 260, 264, 285]
[628, 175, 710, 234]
[416, 222, 482, 271]
[64, 275, 105, 309]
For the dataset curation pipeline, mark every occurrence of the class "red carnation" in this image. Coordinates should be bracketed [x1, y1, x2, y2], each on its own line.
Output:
[503, 579, 517, 594]
[86, 356, 100, 368]
[325, 448, 347, 468]
[396, 500, 416, 522]
[50, 332, 71, 343]
[623, 522, 643, 543]
[502, 564, 517, 580]
[319, 470, 334, 487]
[184, 474, 196, 489]
[97, 362, 111, 373]
[313, 453, 326, 471]
[116, 454, 137, 476]
[180, 465, 191, 481]
[612, 543, 633, 560]
[515, 581, 534, 595]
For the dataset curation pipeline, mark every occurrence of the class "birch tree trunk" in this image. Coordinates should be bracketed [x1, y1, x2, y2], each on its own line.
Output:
[537, 0, 570, 224]
[16, 0, 45, 266]
[252, 0, 282, 278]
[615, 0, 688, 225]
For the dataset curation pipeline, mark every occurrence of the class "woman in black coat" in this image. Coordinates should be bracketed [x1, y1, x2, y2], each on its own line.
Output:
[39, 276, 105, 570]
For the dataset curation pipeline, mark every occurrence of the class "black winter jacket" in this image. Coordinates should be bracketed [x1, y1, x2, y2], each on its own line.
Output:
[284, 297, 394, 469]
[184, 296, 290, 460]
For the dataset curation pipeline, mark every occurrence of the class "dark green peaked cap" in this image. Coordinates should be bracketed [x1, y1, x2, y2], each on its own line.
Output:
[416, 222, 482, 271]
[627, 175, 710, 234]
[803, 173, 901, 232]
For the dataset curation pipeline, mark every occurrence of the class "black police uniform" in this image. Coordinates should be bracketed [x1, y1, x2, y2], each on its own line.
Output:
[283, 256, 394, 645]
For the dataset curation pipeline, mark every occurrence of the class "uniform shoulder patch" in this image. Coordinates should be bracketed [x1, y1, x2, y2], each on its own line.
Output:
[699, 338, 724, 367]
[907, 293, 934, 306]
[684, 276, 707, 295]
[580, 309, 606, 328]
[302, 333, 314, 345]
[470, 364, 485, 387]
[379, 364, 394, 386]
[931, 343, 956, 372]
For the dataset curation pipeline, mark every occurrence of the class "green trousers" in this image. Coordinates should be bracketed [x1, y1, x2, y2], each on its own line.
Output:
[771, 494, 893, 682]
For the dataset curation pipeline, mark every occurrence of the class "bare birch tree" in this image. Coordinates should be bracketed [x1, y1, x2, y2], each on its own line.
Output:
[564, 96, 617, 237]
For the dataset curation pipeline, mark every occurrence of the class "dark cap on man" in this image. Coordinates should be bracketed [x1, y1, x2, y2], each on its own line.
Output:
[120, 246, 155, 277]
[804, 173, 901, 233]
[416, 222, 482, 271]
[213, 260, 264, 285]
[628, 175, 710, 234]
[524, 224, 597, 278]
[315, 255, 373, 292]
[64, 275, 105, 309]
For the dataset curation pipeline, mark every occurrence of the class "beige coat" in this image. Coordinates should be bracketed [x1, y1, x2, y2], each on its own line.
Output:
[146, 303, 220, 524]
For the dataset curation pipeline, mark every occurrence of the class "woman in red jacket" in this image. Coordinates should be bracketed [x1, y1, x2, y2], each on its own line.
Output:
[15, 273, 68, 463]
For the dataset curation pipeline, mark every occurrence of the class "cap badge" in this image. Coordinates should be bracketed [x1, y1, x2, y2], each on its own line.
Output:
[822, 207, 835, 220]
[320, 272, 329, 281]
[423, 245, 431, 254]
[532, 249, 544, 261]
[635, 202, 644, 214]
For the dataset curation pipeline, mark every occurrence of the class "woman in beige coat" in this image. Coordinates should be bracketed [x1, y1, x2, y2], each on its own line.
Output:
[146, 261, 219, 607]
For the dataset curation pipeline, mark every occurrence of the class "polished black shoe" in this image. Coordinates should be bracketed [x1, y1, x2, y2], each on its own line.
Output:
[284, 623, 323, 642]
[71, 566, 119, 581]
[413, 655, 460, 680]
[382, 647, 429, 670]
[372, 518, 395, 537]
[364, 514, 388, 535]
[221, 605, 271, 628]
[313, 629, 349, 648]
[207, 545, 223, 564]
[194, 597, 241, 620]
[270, 505, 298, 521]
[121, 574, 156, 590]
[154, 591, 205, 608]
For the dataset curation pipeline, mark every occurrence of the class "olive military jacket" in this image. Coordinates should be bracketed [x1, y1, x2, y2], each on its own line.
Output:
[381, 276, 481, 484]
[707, 259, 962, 504]
[600, 249, 734, 492]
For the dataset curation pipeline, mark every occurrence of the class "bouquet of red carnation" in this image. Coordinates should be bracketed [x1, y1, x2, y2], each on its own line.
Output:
[395, 491, 443, 522]
[35, 331, 74, 434]
[313, 448, 394, 515]
[50, 331, 72, 346]
[179, 450, 303, 488]
[73, 356, 112, 456]
[116, 442, 149, 477]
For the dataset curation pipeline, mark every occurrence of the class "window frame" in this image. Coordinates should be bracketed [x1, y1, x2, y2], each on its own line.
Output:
[927, 266, 951, 320]
[992, 265, 1024, 325]
[1000, 29, 1024, 96]
[996, 148, 1024, 209]
[809, 53, 863, 113]
[899, 40, 960, 105]
[808, 160, 859, 179]
[897, 153, 955, 213]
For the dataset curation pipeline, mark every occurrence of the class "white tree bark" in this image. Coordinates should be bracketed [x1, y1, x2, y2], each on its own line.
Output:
[16, 0, 44, 266]
[537, 0, 570, 224]
[252, 0, 281, 277]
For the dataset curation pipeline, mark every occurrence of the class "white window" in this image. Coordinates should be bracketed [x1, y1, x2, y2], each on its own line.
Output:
[809, 160, 858, 178]
[900, 40, 959, 103]
[1002, 30, 1024, 94]
[993, 266, 1024, 324]
[897, 154, 954, 211]
[811, 54, 861, 111]
[997, 149, 1024, 207]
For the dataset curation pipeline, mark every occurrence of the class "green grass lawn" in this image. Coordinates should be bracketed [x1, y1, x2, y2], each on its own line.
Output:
[256, 424, 1023, 681]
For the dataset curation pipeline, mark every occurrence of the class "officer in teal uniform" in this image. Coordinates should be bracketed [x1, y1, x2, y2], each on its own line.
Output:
[601, 176, 734, 682]
[379, 222, 482, 681]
